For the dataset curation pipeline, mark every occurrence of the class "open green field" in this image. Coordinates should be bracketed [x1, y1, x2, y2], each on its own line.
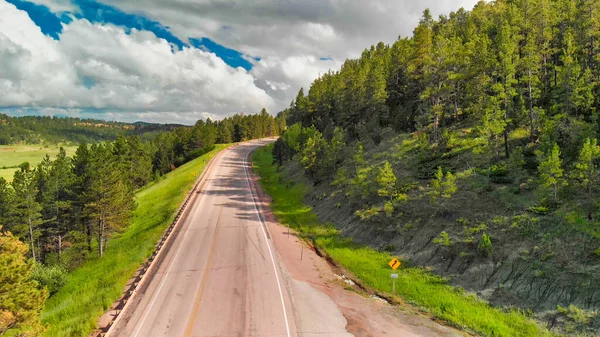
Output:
[41, 144, 229, 337]
[0, 144, 78, 182]
[0, 168, 17, 182]
[252, 145, 550, 337]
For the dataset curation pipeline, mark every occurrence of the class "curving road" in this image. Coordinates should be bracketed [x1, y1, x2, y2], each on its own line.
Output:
[110, 140, 353, 337]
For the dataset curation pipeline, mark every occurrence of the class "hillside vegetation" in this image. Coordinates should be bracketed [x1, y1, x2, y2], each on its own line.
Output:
[254, 145, 548, 337]
[273, 0, 600, 335]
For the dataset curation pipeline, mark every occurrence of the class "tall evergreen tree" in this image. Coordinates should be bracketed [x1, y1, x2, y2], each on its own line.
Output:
[10, 163, 43, 262]
[539, 143, 565, 204]
[85, 145, 136, 257]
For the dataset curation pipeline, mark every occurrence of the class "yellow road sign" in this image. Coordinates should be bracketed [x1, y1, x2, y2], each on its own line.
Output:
[388, 257, 401, 270]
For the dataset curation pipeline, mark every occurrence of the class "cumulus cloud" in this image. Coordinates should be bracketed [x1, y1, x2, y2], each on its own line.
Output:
[0, 0, 275, 121]
[93, 0, 480, 110]
[6, 0, 479, 123]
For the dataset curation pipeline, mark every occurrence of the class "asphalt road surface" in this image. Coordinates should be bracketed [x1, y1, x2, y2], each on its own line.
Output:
[111, 140, 353, 337]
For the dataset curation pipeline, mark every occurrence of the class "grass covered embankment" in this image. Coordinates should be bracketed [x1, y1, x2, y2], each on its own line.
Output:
[41, 144, 229, 337]
[252, 144, 550, 337]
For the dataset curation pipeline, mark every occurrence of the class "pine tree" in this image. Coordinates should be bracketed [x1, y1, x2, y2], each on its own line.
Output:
[326, 127, 345, 171]
[495, 16, 520, 158]
[430, 167, 458, 203]
[39, 148, 75, 262]
[71, 143, 93, 253]
[539, 143, 565, 204]
[377, 161, 397, 200]
[0, 178, 13, 227]
[10, 163, 44, 262]
[508, 147, 527, 187]
[572, 138, 600, 219]
[300, 130, 325, 178]
[85, 145, 136, 257]
[519, 1, 543, 139]
[126, 136, 153, 188]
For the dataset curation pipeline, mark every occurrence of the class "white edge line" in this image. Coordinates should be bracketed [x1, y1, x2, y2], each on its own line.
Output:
[128, 152, 224, 337]
[244, 144, 292, 337]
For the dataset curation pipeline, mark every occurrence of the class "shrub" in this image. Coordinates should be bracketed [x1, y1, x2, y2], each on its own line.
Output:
[31, 264, 68, 295]
[430, 167, 458, 203]
[383, 244, 396, 252]
[433, 231, 452, 247]
[489, 164, 509, 177]
[383, 201, 394, 217]
[478, 233, 493, 257]
[527, 205, 551, 215]
[355, 206, 380, 220]
[557, 304, 593, 324]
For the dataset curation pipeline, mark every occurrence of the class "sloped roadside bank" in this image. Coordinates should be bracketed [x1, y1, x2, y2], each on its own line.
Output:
[252, 144, 550, 337]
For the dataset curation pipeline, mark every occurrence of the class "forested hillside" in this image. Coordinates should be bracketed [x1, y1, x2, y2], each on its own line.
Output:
[274, 0, 600, 334]
[0, 110, 282, 335]
[0, 114, 183, 144]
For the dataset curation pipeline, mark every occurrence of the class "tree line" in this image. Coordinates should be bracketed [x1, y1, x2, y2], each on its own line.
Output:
[284, 0, 600, 159]
[277, 0, 600, 210]
[0, 113, 186, 145]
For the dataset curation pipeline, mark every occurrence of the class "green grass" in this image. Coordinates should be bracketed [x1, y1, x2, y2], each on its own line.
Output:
[0, 168, 18, 182]
[0, 144, 78, 182]
[252, 144, 551, 337]
[41, 144, 229, 337]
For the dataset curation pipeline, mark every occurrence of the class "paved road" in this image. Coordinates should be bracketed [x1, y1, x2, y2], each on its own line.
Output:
[111, 140, 352, 337]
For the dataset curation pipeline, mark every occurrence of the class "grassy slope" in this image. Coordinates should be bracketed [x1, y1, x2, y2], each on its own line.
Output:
[0, 144, 78, 182]
[41, 144, 229, 337]
[253, 144, 550, 337]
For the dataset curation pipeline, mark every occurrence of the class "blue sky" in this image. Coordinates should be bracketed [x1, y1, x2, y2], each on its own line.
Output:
[5, 0, 255, 71]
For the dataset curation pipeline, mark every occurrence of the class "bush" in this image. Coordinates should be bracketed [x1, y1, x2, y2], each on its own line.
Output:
[383, 201, 394, 217]
[355, 205, 380, 220]
[478, 233, 493, 257]
[557, 304, 593, 324]
[527, 205, 551, 215]
[31, 264, 68, 295]
[433, 231, 452, 247]
[383, 244, 396, 252]
[489, 164, 512, 184]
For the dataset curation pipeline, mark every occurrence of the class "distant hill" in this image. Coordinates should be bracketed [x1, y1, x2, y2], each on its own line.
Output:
[0, 114, 181, 144]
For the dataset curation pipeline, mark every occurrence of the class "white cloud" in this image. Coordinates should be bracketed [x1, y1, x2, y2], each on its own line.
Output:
[10, 0, 480, 123]
[93, 0, 480, 114]
[0, 0, 275, 122]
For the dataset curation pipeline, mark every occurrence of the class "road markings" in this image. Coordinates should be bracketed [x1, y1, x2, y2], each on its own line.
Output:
[130, 154, 224, 337]
[244, 150, 292, 337]
[184, 206, 223, 336]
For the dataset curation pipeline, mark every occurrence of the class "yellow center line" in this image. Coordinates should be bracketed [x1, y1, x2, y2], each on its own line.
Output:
[184, 206, 223, 337]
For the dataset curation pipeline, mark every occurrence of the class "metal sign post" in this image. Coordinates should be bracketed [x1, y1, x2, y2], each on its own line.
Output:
[391, 273, 398, 293]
